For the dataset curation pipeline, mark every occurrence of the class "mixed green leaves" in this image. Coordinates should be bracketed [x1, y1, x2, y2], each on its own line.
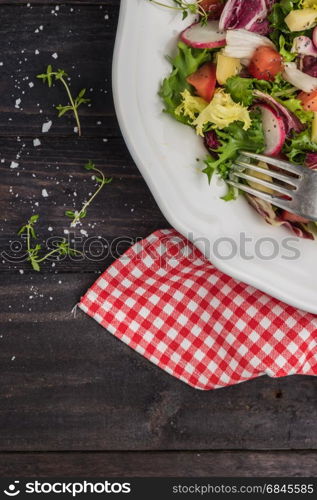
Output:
[269, 0, 313, 58]
[37, 65, 90, 136]
[224, 76, 271, 106]
[159, 42, 211, 123]
[65, 161, 112, 227]
[203, 111, 265, 184]
[224, 72, 315, 165]
[284, 128, 317, 162]
[18, 215, 81, 271]
[225, 74, 312, 125]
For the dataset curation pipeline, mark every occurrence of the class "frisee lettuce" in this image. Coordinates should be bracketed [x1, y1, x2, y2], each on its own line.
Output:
[203, 110, 265, 183]
[159, 42, 211, 124]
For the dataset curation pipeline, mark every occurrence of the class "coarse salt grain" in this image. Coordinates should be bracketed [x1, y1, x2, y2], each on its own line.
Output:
[42, 120, 52, 133]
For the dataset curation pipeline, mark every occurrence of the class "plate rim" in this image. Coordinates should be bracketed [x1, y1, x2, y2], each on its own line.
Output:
[112, 0, 317, 314]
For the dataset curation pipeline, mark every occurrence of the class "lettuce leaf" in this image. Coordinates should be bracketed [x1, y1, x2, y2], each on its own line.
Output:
[284, 128, 317, 162]
[279, 34, 297, 62]
[225, 74, 295, 107]
[225, 74, 311, 124]
[203, 110, 265, 183]
[159, 42, 211, 124]
[225, 76, 271, 106]
[279, 97, 314, 124]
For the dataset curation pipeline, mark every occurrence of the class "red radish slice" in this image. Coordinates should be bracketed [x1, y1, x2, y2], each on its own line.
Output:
[258, 103, 286, 156]
[181, 21, 226, 49]
[253, 90, 304, 133]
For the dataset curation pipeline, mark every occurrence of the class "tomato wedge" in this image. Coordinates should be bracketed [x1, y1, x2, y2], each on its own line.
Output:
[199, 0, 224, 19]
[298, 89, 317, 111]
[248, 46, 283, 81]
[187, 62, 217, 102]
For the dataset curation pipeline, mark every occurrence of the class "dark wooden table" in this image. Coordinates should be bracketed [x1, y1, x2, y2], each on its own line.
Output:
[0, 0, 317, 478]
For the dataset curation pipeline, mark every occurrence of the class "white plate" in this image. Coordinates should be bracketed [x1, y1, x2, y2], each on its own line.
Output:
[112, 0, 317, 314]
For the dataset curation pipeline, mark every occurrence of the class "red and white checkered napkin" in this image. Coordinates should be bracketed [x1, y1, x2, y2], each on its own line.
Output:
[79, 229, 317, 390]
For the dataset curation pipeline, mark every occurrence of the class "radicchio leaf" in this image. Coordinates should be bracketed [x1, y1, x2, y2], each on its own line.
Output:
[245, 195, 314, 239]
[219, 0, 270, 34]
[305, 152, 317, 169]
[204, 130, 220, 152]
[300, 55, 317, 78]
[253, 90, 304, 134]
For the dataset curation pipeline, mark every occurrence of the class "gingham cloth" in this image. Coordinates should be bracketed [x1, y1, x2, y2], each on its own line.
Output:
[79, 229, 317, 390]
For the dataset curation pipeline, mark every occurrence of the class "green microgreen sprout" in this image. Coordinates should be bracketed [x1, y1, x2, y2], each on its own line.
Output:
[37, 65, 90, 136]
[148, 0, 208, 24]
[65, 160, 112, 227]
[18, 215, 82, 272]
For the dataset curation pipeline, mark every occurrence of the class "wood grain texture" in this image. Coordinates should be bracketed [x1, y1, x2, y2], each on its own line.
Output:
[1, 0, 317, 478]
[1, 274, 317, 452]
[0, 1, 118, 4]
[0, 3, 119, 136]
[1, 451, 317, 477]
[0, 137, 169, 273]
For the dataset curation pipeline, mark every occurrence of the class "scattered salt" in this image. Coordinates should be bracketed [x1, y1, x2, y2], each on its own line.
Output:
[33, 138, 41, 147]
[10, 161, 19, 169]
[42, 120, 52, 133]
[15, 98, 21, 109]
[42, 189, 49, 198]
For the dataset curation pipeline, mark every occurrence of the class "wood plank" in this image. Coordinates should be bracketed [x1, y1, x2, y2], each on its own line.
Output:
[0, 1, 118, 4]
[0, 3, 120, 137]
[0, 273, 317, 451]
[0, 137, 169, 273]
[1, 451, 317, 477]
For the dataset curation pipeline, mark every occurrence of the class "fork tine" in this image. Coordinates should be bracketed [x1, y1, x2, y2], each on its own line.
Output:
[234, 161, 300, 187]
[240, 151, 303, 176]
[231, 171, 294, 197]
[227, 180, 291, 210]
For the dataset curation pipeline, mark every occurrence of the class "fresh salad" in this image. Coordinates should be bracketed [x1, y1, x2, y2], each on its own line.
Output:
[156, 0, 317, 239]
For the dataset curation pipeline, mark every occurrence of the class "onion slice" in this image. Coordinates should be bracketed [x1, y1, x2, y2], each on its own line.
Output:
[283, 62, 317, 92]
[223, 29, 275, 60]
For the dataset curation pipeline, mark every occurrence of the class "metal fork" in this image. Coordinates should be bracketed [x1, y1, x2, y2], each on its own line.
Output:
[228, 151, 317, 221]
